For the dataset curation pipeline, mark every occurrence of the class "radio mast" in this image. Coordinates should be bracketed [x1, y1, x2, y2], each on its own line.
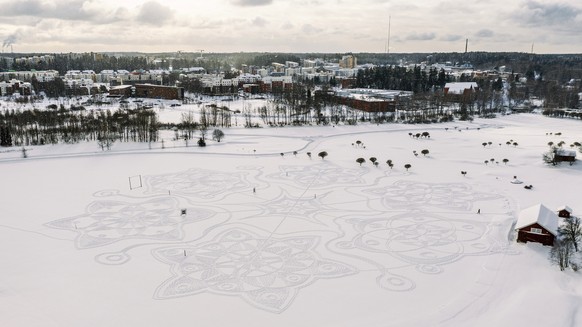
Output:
[386, 15, 391, 55]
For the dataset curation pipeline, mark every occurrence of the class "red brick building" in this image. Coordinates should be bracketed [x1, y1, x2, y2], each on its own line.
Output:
[332, 89, 412, 113]
[109, 84, 184, 100]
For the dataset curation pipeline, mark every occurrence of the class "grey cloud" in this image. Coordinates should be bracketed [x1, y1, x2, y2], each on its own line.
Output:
[193, 20, 228, 30]
[406, 32, 436, 41]
[475, 29, 494, 38]
[520, 0, 581, 26]
[136, 1, 174, 25]
[112, 7, 130, 22]
[390, 4, 418, 11]
[281, 22, 294, 30]
[252, 17, 268, 27]
[0, 0, 44, 16]
[0, 0, 129, 25]
[232, 0, 273, 6]
[301, 24, 323, 34]
[0, 0, 97, 20]
[433, 1, 473, 14]
[441, 34, 463, 42]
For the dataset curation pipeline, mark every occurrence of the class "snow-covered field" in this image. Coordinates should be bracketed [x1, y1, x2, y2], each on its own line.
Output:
[1, 112, 581, 326]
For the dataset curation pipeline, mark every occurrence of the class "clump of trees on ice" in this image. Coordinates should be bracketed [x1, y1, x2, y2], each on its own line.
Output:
[0, 107, 159, 147]
[552, 217, 582, 271]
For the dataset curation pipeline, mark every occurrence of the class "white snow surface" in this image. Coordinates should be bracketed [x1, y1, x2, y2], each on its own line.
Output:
[1, 112, 582, 327]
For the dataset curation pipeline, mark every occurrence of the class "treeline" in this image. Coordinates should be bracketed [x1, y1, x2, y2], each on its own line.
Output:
[355, 66, 450, 92]
[356, 52, 582, 77]
[10, 53, 150, 75]
[520, 79, 581, 109]
[6, 52, 235, 76]
[542, 109, 582, 120]
[0, 108, 159, 147]
[5, 51, 582, 85]
[159, 104, 234, 143]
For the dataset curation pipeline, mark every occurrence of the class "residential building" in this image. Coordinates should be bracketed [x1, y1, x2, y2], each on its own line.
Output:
[339, 55, 357, 69]
[515, 204, 558, 246]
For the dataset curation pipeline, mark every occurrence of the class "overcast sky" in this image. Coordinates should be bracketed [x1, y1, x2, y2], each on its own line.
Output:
[1, 0, 581, 54]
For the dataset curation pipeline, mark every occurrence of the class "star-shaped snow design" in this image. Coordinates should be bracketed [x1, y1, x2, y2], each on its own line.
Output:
[345, 211, 492, 267]
[46, 197, 214, 249]
[364, 181, 501, 211]
[144, 168, 250, 199]
[153, 229, 357, 313]
[248, 190, 332, 225]
[269, 164, 366, 189]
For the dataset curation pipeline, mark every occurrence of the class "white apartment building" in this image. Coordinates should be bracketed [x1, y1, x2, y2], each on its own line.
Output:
[65, 70, 96, 81]
[285, 68, 300, 76]
[257, 69, 269, 77]
[0, 70, 59, 82]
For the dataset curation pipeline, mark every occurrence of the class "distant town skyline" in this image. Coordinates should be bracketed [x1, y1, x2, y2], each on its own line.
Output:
[1, 0, 581, 54]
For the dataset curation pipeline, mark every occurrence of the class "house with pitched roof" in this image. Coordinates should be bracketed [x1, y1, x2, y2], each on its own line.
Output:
[555, 149, 576, 163]
[515, 204, 558, 246]
[557, 205, 573, 218]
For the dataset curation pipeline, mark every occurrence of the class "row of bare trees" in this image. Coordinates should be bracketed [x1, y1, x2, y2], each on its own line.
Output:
[0, 108, 159, 147]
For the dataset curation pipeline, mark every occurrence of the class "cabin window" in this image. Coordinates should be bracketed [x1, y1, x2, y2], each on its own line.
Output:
[530, 227, 543, 234]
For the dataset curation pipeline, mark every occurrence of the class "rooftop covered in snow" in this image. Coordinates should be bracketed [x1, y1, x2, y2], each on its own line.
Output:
[516, 204, 559, 235]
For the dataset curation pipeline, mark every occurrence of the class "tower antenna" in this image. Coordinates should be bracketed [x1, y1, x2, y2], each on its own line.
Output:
[386, 15, 391, 55]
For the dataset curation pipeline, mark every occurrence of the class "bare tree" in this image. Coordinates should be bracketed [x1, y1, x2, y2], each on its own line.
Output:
[97, 132, 116, 151]
[551, 239, 573, 271]
[559, 217, 582, 252]
[180, 111, 197, 140]
[543, 147, 558, 166]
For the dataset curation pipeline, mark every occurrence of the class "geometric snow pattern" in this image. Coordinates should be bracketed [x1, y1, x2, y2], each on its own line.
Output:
[268, 164, 366, 189]
[364, 181, 502, 211]
[152, 228, 357, 313]
[341, 211, 495, 275]
[144, 168, 250, 199]
[45, 197, 214, 249]
[250, 190, 333, 225]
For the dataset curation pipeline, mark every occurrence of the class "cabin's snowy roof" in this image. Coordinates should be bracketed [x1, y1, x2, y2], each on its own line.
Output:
[110, 85, 131, 90]
[557, 205, 573, 213]
[516, 204, 558, 235]
[556, 149, 576, 157]
[444, 82, 478, 94]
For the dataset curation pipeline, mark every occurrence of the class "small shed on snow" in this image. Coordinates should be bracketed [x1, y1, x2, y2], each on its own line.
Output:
[515, 204, 558, 246]
[555, 149, 576, 163]
[557, 205, 573, 218]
